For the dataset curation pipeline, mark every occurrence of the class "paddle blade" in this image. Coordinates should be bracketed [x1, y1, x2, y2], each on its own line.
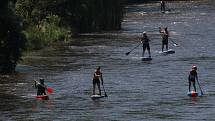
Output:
[46, 87, 54, 94]
[173, 44, 179, 47]
[125, 52, 130, 56]
[104, 93, 108, 97]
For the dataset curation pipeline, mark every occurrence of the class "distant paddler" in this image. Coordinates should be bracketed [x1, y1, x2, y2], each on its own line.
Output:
[35, 78, 47, 96]
[188, 65, 198, 92]
[140, 31, 151, 58]
[34, 78, 53, 96]
[160, 0, 166, 12]
[92, 66, 103, 95]
[159, 27, 169, 52]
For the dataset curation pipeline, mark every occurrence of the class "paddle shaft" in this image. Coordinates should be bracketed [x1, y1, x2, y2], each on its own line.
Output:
[196, 79, 204, 95]
[126, 43, 142, 55]
[101, 75, 108, 97]
[169, 38, 179, 46]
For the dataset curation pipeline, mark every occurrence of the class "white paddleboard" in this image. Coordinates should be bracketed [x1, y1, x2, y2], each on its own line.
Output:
[91, 95, 105, 100]
[159, 49, 175, 54]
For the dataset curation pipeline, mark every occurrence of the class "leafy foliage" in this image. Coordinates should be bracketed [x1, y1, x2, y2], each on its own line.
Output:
[0, 0, 26, 73]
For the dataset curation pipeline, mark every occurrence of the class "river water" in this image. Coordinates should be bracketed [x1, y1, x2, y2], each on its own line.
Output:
[1, 0, 215, 120]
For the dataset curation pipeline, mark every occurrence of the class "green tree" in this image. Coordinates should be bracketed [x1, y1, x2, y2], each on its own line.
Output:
[0, 0, 26, 73]
[16, 0, 125, 33]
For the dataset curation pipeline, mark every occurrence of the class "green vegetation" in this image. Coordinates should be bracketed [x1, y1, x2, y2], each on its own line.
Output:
[0, 0, 125, 73]
[0, 0, 26, 73]
[23, 14, 70, 50]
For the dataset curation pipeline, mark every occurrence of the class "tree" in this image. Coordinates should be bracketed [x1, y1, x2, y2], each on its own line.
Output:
[0, 0, 26, 73]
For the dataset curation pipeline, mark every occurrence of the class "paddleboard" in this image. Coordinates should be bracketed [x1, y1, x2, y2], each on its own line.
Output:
[91, 94, 105, 100]
[36, 95, 49, 100]
[141, 57, 152, 61]
[159, 49, 175, 54]
[187, 91, 198, 97]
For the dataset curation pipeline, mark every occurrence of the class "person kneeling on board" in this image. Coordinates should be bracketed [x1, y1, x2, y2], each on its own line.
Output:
[188, 65, 198, 92]
[92, 67, 103, 95]
[141, 31, 151, 58]
[35, 78, 47, 96]
[159, 27, 169, 52]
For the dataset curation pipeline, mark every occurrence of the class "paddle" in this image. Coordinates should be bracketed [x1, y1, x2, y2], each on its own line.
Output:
[125, 43, 141, 56]
[46, 87, 54, 94]
[169, 38, 179, 47]
[196, 79, 204, 95]
[101, 74, 108, 97]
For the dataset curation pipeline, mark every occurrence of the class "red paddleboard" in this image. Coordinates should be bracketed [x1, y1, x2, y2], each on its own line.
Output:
[187, 91, 198, 97]
[36, 95, 49, 100]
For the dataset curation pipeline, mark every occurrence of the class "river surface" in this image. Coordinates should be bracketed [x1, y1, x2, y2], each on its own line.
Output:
[1, 0, 215, 121]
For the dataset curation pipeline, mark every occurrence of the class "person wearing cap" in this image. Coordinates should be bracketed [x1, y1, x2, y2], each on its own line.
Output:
[35, 78, 47, 96]
[159, 27, 169, 52]
[92, 66, 103, 95]
[188, 65, 198, 92]
[140, 31, 151, 57]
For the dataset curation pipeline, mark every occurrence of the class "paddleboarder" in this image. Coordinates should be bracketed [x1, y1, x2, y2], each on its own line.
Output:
[160, 0, 166, 12]
[140, 31, 151, 57]
[35, 78, 47, 96]
[92, 66, 103, 95]
[159, 27, 169, 52]
[188, 65, 198, 92]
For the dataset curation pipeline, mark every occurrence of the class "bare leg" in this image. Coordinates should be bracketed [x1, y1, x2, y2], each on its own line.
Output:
[148, 50, 151, 57]
[97, 83, 101, 95]
[142, 50, 145, 57]
[142, 46, 145, 57]
[93, 84, 96, 95]
[162, 44, 164, 52]
[193, 81, 196, 92]
[189, 81, 191, 92]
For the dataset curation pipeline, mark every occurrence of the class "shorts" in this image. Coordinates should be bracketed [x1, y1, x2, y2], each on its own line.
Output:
[143, 43, 150, 50]
[162, 39, 168, 45]
[188, 76, 195, 82]
[93, 79, 100, 85]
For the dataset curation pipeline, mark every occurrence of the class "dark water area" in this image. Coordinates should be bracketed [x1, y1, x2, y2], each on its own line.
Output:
[1, 0, 215, 120]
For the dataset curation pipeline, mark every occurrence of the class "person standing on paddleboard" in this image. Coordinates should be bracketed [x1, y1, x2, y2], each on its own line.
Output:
[141, 31, 151, 57]
[159, 27, 169, 52]
[92, 67, 103, 95]
[188, 65, 198, 92]
[35, 78, 47, 96]
[160, 1, 166, 12]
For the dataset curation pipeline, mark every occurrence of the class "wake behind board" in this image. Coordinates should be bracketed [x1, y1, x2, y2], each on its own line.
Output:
[91, 95, 105, 100]
[159, 49, 175, 55]
[141, 57, 152, 61]
[187, 91, 198, 97]
[36, 95, 49, 100]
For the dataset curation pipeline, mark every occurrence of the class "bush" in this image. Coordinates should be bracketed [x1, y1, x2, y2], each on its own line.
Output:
[24, 14, 71, 50]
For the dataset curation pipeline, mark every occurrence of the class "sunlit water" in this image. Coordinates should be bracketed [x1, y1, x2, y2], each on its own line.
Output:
[1, 0, 215, 120]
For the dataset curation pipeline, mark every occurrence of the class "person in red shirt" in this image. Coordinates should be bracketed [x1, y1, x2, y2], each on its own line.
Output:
[188, 65, 198, 92]
[92, 66, 103, 95]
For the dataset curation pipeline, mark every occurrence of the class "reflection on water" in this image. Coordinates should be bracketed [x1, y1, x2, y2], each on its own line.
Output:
[1, 0, 215, 120]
